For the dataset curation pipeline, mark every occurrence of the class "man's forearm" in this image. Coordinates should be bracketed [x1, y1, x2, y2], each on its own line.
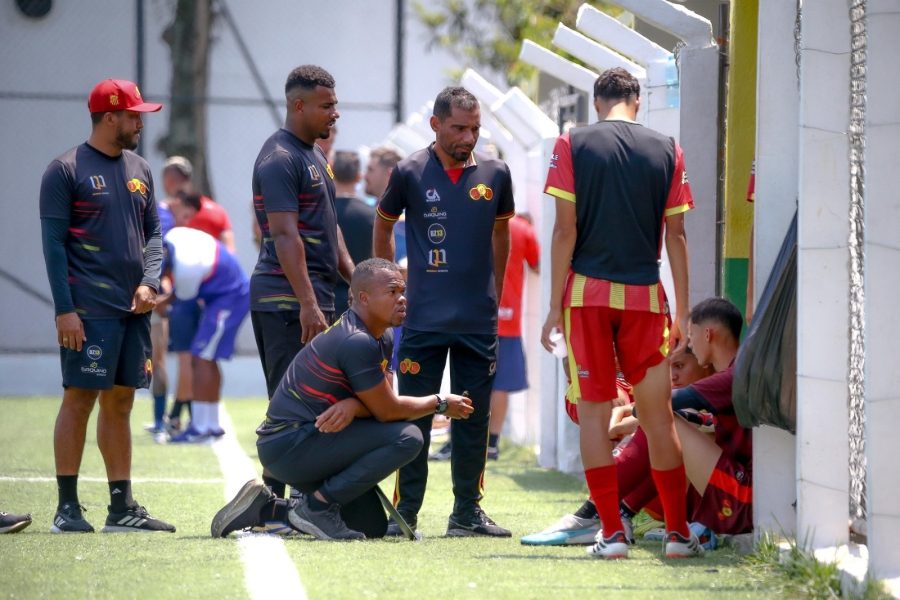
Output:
[372, 219, 395, 261]
[549, 227, 576, 310]
[665, 229, 689, 318]
[40, 217, 75, 315]
[274, 233, 318, 306]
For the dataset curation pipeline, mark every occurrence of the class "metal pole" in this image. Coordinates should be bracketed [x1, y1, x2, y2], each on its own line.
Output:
[136, 0, 145, 155]
[395, 0, 405, 123]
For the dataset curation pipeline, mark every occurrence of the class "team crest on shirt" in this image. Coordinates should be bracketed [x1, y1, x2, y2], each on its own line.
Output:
[468, 184, 493, 201]
[398, 358, 421, 375]
[126, 178, 148, 196]
[308, 164, 321, 181]
[718, 499, 734, 520]
[89, 175, 107, 191]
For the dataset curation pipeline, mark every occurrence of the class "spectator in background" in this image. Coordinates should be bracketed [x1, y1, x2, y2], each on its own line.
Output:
[332, 150, 374, 317]
[158, 227, 250, 443]
[365, 147, 404, 259]
[146, 199, 175, 435]
[164, 165, 236, 431]
[316, 124, 337, 164]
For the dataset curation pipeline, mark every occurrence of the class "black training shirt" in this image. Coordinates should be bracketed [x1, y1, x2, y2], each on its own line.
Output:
[251, 129, 339, 312]
[39, 143, 162, 318]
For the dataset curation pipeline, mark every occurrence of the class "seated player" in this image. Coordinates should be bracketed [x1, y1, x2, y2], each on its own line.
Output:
[210, 258, 473, 540]
[158, 226, 250, 442]
[521, 346, 711, 546]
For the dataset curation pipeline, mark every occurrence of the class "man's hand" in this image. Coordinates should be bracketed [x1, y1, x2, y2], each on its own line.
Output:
[540, 308, 563, 353]
[315, 399, 360, 433]
[300, 304, 328, 344]
[57, 312, 86, 352]
[444, 394, 474, 420]
[670, 312, 689, 353]
[131, 285, 157, 314]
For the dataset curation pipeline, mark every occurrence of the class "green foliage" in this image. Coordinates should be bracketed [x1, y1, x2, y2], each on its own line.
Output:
[413, 0, 621, 87]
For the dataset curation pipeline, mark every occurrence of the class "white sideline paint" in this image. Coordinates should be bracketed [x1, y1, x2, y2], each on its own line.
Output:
[213, 408, 306, 600]
[0, 476, 224, 485]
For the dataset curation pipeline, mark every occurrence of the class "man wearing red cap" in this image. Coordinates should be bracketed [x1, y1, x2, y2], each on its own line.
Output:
[39, 78, 175, 533]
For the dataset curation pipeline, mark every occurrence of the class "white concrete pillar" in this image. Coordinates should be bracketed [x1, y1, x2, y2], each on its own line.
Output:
[751, 0, 801, 538]
[796, 0, 851, 550]
[863, 4, 900, 583]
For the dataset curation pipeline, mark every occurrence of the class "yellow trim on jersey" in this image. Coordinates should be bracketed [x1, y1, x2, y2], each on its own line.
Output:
[609, 282, 626, 310]
[545, 186, 576, 203]
[563, 308, 581, 404]
[376, 206, 400, 222]
[649, 283, 660, 313]
[569, 274, 586, 308]
[495, 211, 515, 221]
[664, 203, 692, 217]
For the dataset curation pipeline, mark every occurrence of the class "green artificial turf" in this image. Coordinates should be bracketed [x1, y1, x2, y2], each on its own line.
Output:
[0, 396, 786, 599]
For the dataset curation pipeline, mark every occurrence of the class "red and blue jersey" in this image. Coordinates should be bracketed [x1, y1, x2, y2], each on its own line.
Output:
[164, 227, 247, 302]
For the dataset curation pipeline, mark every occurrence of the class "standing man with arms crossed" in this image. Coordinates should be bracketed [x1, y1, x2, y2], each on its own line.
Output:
[541, 68, 698, 558]
[374, 86, 514, 537]
[39, 78, 175, 533]
[250, 65, 353, 498]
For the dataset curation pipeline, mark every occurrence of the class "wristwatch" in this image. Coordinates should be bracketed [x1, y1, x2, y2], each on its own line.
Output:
[434, 394, 449, 415]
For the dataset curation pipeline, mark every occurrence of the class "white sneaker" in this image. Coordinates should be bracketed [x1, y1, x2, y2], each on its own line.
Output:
[520, 514, 601, 546]
[665, 530, 705, 558]
[586, 530, 629, 559]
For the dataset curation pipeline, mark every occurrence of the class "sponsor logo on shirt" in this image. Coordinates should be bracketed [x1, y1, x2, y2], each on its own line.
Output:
[308, 164, 321, 181]
[126, 178, 148, 196]
[682, 169, 689, 185]
[427, 248, 447, 268]
[427, 223, 446, 245]
[398, 358, 421, 375]
[577, 365, 589, 378]
[86, 345, 102, 360]
[489, 361, 496, 376]
[468, 184, 494, 201]
[380, 359, 388, 372]
[89, 175, 107, 191]
[425, 188, 441, 202]
[424, 206, 447, 219]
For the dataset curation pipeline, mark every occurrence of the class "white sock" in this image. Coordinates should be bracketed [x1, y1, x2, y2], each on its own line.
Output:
[208, 402, 221, 432]
[190, 401, 209, 434]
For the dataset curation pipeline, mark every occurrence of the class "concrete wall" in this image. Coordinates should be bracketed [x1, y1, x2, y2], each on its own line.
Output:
[0, 0, 464, 354]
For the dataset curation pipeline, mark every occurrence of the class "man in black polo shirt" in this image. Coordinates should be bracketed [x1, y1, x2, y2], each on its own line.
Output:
[373, 86, 514, 537]
[211, 259, 473, 540]
[39, 78, 175, 534]
[250, 65, 354, 497]
[331, 150, 374, 317]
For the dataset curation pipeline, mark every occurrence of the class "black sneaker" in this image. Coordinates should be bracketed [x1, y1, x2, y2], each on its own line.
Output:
[385, 513, 417, 537]
[211, 479, 274, 538]
[446, 507, 511, 537]
[287, 493, 365, 540]
[0, 511, 32, 534]
[486, 445, 500, 461]
[50, 502, 94, 533]
[429, 441, 452, 461]
[102, 505, 176, 533]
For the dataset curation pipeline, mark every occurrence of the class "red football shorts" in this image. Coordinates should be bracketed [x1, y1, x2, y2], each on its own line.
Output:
[688, 454, 753, 535]
[564, 306, 669, 403]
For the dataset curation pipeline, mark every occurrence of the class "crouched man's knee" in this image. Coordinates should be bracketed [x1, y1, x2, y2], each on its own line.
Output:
[396, 422, 424, 461]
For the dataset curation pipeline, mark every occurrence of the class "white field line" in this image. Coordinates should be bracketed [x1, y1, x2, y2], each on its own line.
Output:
[0, 476, 224, 485]
[214, 407, 307, 600]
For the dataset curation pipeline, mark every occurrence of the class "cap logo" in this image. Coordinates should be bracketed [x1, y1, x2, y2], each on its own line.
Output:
[134, 85, 142, 99]
[109, 94, 119, 106]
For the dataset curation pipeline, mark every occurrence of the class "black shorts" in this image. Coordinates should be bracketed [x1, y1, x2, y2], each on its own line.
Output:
[60, 314, 152, 390]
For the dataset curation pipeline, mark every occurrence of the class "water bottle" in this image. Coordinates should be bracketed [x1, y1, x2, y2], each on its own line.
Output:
[549, 328, 568, 358]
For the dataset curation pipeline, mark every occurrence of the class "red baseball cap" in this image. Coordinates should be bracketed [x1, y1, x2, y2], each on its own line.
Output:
[88, 79, 162, 113]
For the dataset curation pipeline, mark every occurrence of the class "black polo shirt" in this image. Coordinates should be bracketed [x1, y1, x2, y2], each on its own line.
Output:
[39, 143, 161, 318]
[376, 145, 515, 334]
[250, 128, 339, 312]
